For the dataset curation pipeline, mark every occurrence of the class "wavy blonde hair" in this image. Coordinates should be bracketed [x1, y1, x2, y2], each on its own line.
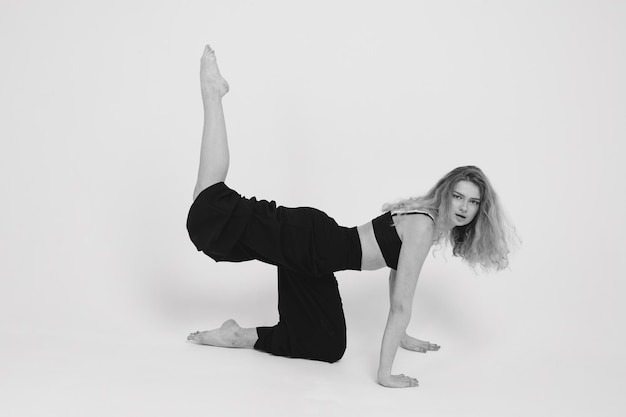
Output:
[382, 166, 517, 271]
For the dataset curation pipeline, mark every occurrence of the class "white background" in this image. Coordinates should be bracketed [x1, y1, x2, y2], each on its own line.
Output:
[1, 0, 624, 416]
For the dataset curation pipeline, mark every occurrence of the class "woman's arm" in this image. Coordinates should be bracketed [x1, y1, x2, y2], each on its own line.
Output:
[377, 217, 433, 388]
[389, 271, 441, 354]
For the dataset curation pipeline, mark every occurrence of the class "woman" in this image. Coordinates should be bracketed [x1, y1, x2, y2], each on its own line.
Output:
[186, 45, 516, 388]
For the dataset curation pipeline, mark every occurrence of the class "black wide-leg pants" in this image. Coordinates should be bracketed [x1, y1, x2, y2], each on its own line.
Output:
[186, 182, 362, 363]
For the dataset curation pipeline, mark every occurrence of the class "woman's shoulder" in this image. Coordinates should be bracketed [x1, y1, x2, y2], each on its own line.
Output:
[393, 210, 435, 243]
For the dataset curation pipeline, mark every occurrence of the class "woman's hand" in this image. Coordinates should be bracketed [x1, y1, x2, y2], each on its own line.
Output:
[377, 373, 419, 388]
[401, 334, 440, 353]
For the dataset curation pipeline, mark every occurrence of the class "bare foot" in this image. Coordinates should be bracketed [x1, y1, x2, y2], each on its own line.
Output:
[187, 319, 255, 348]
[378, 373, 420, 388]
[400, 334, 441, 353]
[200, 44, 230, 100]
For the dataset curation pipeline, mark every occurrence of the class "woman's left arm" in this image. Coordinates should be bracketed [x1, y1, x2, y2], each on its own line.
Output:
[377, 217, 433, 388]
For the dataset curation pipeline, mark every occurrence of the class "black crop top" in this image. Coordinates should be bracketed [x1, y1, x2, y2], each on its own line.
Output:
[371, 210, 435, 270]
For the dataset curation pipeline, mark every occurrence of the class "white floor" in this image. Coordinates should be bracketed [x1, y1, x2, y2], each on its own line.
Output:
[2, 267, 623, 417]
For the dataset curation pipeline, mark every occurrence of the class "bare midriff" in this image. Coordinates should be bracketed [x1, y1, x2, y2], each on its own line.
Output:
[357, 222, 388, 271]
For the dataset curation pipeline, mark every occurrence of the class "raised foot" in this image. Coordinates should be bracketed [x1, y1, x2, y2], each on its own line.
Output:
[187, 319, 253, 348]
[200, 44, 230, 99]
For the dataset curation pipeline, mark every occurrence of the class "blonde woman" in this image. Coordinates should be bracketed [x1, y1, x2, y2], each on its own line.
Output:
[186, 45, 516, 388]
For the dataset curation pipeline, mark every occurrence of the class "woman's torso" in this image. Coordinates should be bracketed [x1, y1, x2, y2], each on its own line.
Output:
[357, 210, 435, 271]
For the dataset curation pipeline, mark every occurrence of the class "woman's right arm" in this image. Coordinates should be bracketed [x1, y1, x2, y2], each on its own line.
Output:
[377, 217, 433, 388]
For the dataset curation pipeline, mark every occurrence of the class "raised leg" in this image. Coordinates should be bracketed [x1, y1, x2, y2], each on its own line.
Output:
[187, 319, 258, 349]
[193, 45, 231, 200]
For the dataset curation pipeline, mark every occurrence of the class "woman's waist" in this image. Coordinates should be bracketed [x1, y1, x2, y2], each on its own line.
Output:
[357, 222, 388, 271]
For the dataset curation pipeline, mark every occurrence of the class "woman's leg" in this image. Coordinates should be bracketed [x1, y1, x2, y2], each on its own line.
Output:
[187, 47, 256, 348]
[253, 267, 347, 363]
[193, 45, 231, 200]
[187, 49, 346, 361]
[187, 268, 346, 363]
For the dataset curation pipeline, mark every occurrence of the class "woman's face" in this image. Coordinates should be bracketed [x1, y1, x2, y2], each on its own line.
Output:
[450, 180, 481, 227]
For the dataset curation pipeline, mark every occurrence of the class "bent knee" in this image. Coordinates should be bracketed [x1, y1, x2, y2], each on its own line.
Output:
[310, 337, 346, 363]
[320, 347, 345, 363]
[186, 211, 207, 251]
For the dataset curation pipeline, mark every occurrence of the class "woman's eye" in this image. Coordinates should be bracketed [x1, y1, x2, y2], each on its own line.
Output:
[470, 200, 479, 205]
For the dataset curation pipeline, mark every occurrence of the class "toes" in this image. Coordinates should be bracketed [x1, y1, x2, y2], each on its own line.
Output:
[202, 45, 215, 58]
